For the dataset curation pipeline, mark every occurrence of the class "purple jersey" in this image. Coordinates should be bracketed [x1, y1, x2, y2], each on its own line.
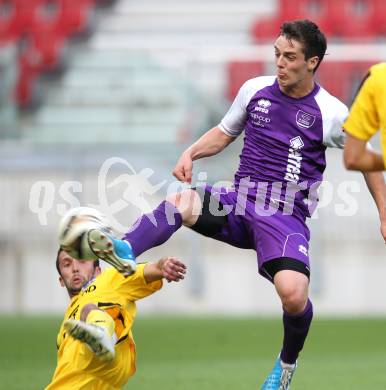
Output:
[219, 76, 348, 219]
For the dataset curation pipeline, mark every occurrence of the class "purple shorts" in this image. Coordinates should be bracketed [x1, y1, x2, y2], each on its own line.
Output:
[192, 186, 310, 280]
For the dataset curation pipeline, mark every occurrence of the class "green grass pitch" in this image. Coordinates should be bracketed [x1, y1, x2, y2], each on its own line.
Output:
[0, 316, 385, 389]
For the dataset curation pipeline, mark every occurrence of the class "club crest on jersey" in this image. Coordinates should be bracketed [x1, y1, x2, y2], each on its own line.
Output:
[296, 110, 316, 128]
[255, 98, 271, 114]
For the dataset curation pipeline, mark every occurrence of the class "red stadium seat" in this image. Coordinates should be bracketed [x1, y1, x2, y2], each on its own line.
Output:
[251, 0, 384, 41]
[252, 0, 331, 42]
[252, 20, 275, 42]
[30, 0, 62, 32]
[251, 19, 282, 42]
[26, 0, 67, 71]
[278, 0, 313, 21]
[317, 61, 375, 104]
[12, 0, 41, 34]
[0, 0, 37, 42]
[227, 61, 265, 100]
[297, 0, 334, 37]
[16, 70, 39, 108]
[58, 0, 95, 37]
[19, 31, 67, 74]
[251, 0, 308, 42]
[1, 0, 61, 37]
[31, 33, 67, 71]
[3, 0, 97, 109]
[16, 45, 41, 108]
[322, 0, 377, 40]
[372, 0, 386, 36]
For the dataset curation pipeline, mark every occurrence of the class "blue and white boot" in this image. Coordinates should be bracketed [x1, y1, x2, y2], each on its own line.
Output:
[261, 356, 297, 390]
[87, 228, 136, 276]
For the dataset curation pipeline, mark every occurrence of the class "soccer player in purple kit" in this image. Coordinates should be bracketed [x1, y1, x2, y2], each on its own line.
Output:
[75, 20, 386, 389]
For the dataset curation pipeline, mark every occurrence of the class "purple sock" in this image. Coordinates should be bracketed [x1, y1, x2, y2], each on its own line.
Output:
[122, 200, 182, 256]
[280, 299, 313, 364]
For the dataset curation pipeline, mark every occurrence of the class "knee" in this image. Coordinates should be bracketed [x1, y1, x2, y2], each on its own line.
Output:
[80, 303, 99, 322]
[280, 288, 308, 315]
[165, 192, 180, 207]
[165, 189, 201, 226]
[165, 190, 195, 208]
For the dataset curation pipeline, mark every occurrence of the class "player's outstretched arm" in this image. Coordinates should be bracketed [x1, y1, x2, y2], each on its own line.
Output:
[144, 257, 187, 283]
[344, 133, 385, 171]
[172, 126, 235, 183]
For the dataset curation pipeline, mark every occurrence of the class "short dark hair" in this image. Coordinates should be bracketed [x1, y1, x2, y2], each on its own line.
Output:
[56, 248, 100, 276]
[280, 19, 327, 73]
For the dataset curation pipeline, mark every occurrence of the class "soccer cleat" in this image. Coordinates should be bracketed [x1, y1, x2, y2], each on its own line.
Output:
[261, 357, 297, 390]
[64, 319, 115, 362]
[87, 228, 136, 277]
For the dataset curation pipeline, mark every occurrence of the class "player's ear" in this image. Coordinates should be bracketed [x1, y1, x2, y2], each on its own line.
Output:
[308, 56, 319, 72]
[95, 267, 102, 277]
[59, 276, 65, 287]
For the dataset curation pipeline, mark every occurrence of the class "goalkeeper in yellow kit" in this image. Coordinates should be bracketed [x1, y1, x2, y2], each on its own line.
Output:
[45, 249, 186, 390]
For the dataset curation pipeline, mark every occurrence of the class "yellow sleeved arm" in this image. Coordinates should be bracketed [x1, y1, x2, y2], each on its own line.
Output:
[106, 264, 162, 301]
[344, 70, 379, 141]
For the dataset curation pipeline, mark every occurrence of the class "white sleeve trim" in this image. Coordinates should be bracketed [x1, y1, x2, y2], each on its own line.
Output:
[220, 76, 276, 138]
[218, 122, 240, 137]
[315, 87, 349, 149]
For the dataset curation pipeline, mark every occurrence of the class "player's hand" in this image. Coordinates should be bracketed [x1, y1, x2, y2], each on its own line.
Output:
[159, 257, 187, 282]
[172, 152, 193, 184]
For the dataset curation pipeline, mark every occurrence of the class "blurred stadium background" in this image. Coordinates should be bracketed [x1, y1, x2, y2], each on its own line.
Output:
[0, 0, 385, 388]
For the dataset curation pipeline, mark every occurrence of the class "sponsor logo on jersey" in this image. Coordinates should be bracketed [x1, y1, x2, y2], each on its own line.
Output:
[250, 112, 271, 127]
[290, 136, 304, 150]
[255, 98, 271, 114]
[296, 110, 316, 128]
[298, 244, 308, 256]
[284, 137, 304, 183]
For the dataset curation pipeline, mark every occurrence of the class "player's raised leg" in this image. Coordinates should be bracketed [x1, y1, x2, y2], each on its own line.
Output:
[87, 189, 201, 273]
[123, 189, 202, 255]
[261, 269, 312, 390]
[64, 304, 117, 362]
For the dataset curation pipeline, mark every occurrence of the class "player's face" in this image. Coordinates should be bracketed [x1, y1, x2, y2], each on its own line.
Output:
[274, 35, 319, 93]
[58, 251, 100, 297]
